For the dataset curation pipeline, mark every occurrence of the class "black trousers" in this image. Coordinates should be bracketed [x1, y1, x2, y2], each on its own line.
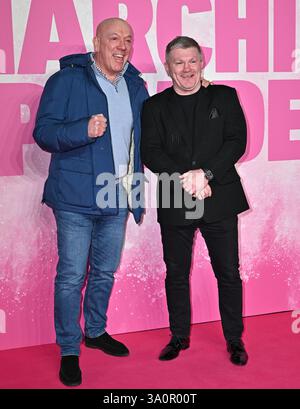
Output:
[160, 215, 244, 341]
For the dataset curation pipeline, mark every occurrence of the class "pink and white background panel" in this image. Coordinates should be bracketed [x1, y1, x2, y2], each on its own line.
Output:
[0, 0, 300, 350]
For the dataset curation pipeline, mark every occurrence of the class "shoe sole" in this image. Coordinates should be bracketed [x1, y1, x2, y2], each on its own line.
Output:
[59, 371, 82, 387]
[85, 343, 129, 357]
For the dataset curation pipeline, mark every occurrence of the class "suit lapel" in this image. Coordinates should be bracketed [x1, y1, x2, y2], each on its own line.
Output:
[194, 85, 214, 142]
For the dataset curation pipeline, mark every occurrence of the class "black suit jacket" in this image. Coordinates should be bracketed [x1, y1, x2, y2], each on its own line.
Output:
[141, 84, 250, 224]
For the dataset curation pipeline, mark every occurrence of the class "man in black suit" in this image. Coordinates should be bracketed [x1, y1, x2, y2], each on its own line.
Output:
[141, 36, 249, 365]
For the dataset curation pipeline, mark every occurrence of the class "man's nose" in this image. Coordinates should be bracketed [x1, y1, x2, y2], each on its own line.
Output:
[118, 40, 126, 50]
[183, 63, 190, 71]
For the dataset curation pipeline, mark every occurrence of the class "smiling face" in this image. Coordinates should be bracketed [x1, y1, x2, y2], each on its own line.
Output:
[165, 47, 203, 95]
[93, 19, 133, 81]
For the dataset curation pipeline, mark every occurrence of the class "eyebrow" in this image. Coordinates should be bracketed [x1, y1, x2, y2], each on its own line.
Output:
[108, 32, 132, 38]
[174, 58, 197, 62]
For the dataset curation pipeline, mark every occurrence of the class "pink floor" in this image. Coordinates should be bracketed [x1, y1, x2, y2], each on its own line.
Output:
[0, 311, 299, 389]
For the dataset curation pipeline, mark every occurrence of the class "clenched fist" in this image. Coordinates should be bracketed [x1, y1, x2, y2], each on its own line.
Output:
[88, 114, 107, 138]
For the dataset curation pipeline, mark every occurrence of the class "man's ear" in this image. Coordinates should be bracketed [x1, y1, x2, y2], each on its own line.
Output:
[164, 62, 170, 77]
[93, 36, 100, 52]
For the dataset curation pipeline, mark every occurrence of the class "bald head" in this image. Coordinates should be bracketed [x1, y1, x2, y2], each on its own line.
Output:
[93, 18, 133, 81]
[96, 18, 133, 39]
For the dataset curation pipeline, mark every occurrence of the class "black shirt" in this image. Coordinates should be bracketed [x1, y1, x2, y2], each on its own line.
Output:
[172, 87, 202, 146]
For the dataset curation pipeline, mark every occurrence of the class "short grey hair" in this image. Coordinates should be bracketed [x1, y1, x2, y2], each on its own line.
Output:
[165, 36, 203, 62]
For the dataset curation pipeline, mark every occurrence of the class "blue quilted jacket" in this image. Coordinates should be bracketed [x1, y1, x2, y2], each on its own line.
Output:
[33, 53, 149, 223]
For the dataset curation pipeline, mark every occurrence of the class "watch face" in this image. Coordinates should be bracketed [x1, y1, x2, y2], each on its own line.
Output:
[205, 170, 213, 181]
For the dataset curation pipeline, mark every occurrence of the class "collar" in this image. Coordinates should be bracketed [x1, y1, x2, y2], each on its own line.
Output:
[90, 53, 128, 89]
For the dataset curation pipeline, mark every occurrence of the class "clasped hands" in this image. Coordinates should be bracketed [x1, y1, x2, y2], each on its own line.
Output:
[179, 169, 212, 200]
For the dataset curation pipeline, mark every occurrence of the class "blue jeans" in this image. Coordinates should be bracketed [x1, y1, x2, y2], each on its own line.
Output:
[53, 208, 128, 356]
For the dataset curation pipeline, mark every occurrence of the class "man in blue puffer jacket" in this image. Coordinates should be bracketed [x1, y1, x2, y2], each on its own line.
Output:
[33, 17, 149, 387]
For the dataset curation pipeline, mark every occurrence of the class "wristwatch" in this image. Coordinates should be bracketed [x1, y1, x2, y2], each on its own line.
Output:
[204, 169, 214, 181]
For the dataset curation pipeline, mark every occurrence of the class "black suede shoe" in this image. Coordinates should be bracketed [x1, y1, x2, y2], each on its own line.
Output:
[227, 339, 248, 366]
[59, 355, 82, 387]
[159, 336, 190, 361]
[85, 332, 129, 356]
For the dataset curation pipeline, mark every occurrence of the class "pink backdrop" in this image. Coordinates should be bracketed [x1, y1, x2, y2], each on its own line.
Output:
[1, 0, 300, 350]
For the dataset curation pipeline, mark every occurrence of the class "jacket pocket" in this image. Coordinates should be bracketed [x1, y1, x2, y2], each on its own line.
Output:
[58, 160, 93, 207]
[59, 158, 92, 174]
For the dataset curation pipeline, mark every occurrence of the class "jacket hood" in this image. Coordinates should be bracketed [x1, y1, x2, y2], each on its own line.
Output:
[59, 52, 142, 79]
[59, 53, 91, 69]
